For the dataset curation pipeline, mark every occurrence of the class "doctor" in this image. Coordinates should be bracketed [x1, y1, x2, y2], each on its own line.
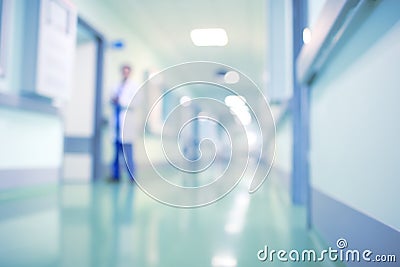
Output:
[110, 64, 139, 182]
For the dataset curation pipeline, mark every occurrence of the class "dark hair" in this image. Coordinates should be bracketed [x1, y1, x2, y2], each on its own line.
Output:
[121, 64, 132, 71]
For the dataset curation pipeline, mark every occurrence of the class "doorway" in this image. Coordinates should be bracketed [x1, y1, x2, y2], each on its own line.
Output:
[63, 18, 104, 182]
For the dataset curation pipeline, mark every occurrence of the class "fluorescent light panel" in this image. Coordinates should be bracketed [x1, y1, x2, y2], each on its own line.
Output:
[302, 27, 312, 44]
[180, 96, 191, 107]
[224, 71, 240, 84]
[191, 28, 228, 46]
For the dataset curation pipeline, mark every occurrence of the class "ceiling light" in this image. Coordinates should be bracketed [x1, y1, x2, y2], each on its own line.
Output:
[224, 95, 245, 107]
[180, 96, 191, 107]
[224, 95, 252, 125]
[247, 131, 258, 146]
[303, 27, 312, 44]
[233, 110, 252, 126]
[190, 28, 228, 46]
[224, 71, 240, 84]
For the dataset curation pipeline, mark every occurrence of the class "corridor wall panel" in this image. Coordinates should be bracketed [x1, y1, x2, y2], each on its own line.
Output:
[309, 0, 400, 262]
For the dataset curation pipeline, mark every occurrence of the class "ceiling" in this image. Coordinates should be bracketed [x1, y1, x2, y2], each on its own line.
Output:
[100, 0, 269, 90]
[95, 0, 280, 130]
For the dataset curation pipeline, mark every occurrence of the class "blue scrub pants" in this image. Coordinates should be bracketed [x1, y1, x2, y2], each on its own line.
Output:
[112, 104, 135, 181]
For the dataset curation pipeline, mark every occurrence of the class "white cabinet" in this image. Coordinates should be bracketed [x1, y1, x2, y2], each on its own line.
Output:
[22, 0, 77, 100]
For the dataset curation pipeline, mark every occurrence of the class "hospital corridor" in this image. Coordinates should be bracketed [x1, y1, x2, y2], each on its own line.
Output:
[0, 0, 399, 266]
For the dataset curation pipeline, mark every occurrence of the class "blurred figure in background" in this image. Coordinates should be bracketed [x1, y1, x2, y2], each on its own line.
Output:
[109, 64, 139, 182]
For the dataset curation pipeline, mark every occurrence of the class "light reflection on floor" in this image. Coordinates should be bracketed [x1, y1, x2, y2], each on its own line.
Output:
[0, 169, 340, 267]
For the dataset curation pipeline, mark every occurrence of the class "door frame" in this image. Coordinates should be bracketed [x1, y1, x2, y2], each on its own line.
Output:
[80, 17, 105, 181]
[291, 0, 311, 228]
[63, 17, 105, 181]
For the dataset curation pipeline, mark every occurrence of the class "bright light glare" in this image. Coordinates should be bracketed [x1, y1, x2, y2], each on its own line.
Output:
[231, 108, 252, 126]
[190, 28, 228, 46]
[212, 255, 237, 267]
[225, 193, 250, 234]
[224, 95, 245, 107]
[224, 71, 240, 84]
[224, 223, 241, 234]
[247, 131, 258, 146]
[180, 96, 191, 107]
[225, 95, 251, 125]
[198, 111, 209, 117]
[303, 27, 312, 44]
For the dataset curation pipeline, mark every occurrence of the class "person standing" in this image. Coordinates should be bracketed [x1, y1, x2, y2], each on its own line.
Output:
[110, 64, 139, 182]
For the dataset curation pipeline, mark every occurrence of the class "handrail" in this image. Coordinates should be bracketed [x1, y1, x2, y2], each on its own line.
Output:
[296, 0, 370, 85]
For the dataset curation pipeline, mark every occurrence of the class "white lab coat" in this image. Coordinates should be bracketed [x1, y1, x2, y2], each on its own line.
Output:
[111, 79, 142, 143]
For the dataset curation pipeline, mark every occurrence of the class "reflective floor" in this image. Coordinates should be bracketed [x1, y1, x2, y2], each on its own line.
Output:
[0, 169, 341, 267]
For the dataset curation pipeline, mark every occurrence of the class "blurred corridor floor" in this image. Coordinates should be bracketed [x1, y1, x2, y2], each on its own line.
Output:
[0, 170, 342, 267]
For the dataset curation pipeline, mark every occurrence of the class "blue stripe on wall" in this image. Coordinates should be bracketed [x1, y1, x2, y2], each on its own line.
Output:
[312, 188, 399, 266]
[0, 92, 59, 115]
[0, 168, 59, 190]
[64, 137, 92, 154]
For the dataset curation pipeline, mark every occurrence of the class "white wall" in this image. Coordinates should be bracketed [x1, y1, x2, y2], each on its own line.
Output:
[265, 0, 293, 102]
[64, 42, 96, 137]
[0, 108, 62, 169]
[310, 0, 400, 230]
[62, 41, 97, 182]
[307, 0, 327, 29]
[0, 1, 63, 176]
